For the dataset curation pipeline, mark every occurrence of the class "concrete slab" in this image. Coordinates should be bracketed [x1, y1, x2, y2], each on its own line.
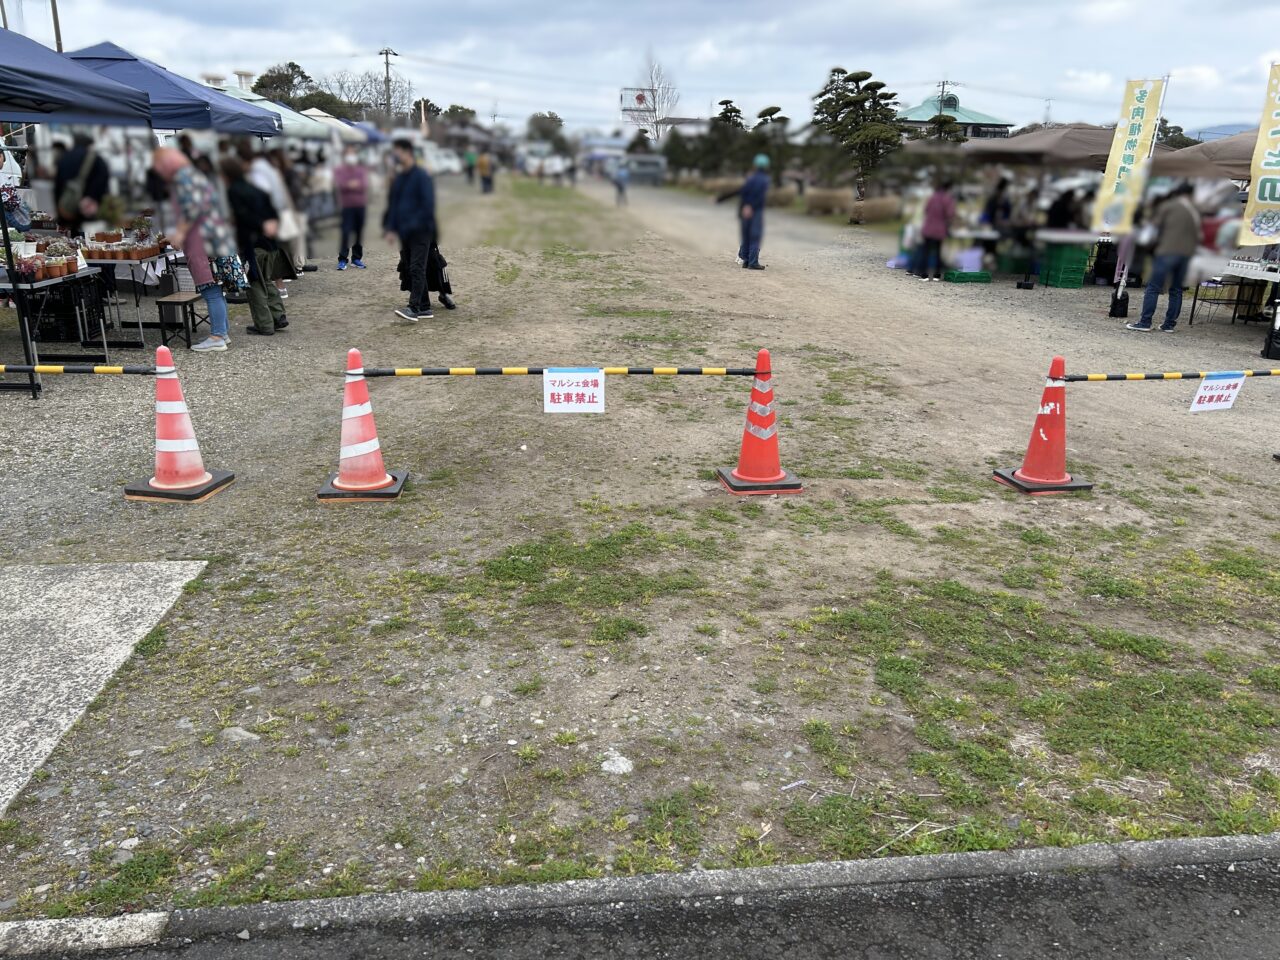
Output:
[0, 562, 205, 813]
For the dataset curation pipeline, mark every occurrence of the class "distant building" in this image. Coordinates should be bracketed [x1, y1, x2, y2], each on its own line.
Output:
[897, 93, 1012, 139]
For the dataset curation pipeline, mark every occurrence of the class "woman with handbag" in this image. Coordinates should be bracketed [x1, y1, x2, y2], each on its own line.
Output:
[151, 148, 247, 353]
[238, 141, 299, 299]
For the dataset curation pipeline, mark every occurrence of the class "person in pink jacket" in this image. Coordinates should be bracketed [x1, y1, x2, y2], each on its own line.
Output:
[334, 148, 369, 270]
[919, 180, 956, 282]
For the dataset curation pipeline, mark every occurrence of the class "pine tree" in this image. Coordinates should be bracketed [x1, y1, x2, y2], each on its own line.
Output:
[811, 68, 905, 191]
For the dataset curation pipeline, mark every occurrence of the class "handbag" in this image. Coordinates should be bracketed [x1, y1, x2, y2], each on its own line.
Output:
[277, 207, 302, 242]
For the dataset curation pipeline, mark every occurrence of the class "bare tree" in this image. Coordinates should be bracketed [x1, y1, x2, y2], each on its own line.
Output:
[318, 69, 412, 124]
[634, 52, 679, 143]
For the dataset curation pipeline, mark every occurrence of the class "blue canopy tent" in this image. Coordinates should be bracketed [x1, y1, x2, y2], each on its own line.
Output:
[64, 42, 280, 136]
[351, 121, 388, 143]
[0, 29, 151, 125]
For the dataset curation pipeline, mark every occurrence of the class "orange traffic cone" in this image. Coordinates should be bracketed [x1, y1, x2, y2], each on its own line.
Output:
[125, 346, 234, 502]
[993, 355, 1092, 495]
[318, 348, 407, 502]
[717, 348, 802, 495]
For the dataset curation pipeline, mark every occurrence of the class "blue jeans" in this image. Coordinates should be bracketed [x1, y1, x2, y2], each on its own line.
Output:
[921, 238, 943, 279]
[739, 214, 764, 266]
[198, 282, 229, 338]
[1140, 254, 1191, 327]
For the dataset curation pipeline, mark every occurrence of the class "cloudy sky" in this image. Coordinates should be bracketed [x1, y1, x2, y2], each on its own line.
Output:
[8, 0, 1280, 136]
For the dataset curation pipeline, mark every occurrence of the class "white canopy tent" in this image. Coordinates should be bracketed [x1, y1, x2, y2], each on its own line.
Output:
[214, 86, 332, 140]
[301, 108, 366, 144]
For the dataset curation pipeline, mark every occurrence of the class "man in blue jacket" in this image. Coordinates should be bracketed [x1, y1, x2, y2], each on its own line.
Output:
[383, 138, 437, 321]
[739, 154, 771, 270]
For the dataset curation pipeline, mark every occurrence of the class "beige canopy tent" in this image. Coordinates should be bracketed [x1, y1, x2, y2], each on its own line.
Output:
[961, 123, 1171, 170]
[1149, 129, 1257, 180]
[301, 108, 365, 143]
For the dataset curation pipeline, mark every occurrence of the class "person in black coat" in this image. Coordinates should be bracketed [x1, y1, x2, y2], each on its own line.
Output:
[55, 133, 110, 235]
[221, 157, 291, 335]
[383, 138, 436, 322]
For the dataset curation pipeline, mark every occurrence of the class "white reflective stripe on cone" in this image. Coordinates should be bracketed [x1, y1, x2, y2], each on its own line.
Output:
[753, 378, 773, 393]
[342, 402, 373, 420]
[345, 368, 365, 378]
[155, 438, 201, 453]
[154, 365, 176, 375]
[748, 400, 775, 417]
[745, 422, 778, 441]
[1047, 378, 1066, 387]
[155, 401, 189, 415]
[340, 437, 381, 459]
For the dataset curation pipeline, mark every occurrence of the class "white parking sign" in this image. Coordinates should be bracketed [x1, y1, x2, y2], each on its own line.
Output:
[1189, 374, 1245, 413]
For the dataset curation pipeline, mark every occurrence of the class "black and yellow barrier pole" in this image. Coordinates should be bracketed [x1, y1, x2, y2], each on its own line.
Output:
[0, 364, 157, 376]
[1065, 368, 1280, 382]
[361, 366, 760, 377]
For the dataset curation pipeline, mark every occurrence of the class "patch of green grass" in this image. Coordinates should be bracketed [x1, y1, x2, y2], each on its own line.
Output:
[590, 616, 649, 646]
[0, 819, 39, 852]
[46, 848, 177, 918]
[134, 626, 167, 658]
[512, 675, 546, 697]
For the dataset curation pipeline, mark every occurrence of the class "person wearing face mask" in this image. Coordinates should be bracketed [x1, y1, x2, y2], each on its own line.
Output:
[334, 147, 369, 270]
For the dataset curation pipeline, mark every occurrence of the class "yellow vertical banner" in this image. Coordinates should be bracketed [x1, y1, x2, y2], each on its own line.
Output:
[1240, 63, 1280, 245]
[1093, 78, 1166, 234]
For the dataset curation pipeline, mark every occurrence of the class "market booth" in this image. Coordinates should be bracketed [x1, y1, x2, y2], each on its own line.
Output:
[1, 29, 152, 398]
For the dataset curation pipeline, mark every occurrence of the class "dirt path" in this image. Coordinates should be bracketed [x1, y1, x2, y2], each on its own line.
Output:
[1, 176, 1278, 920]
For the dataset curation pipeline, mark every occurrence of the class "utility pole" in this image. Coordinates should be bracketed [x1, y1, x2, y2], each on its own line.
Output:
[1043, 98, 1054, 126]
[379, 47, 397, 125]
[934, 79, 962, 139]
[0, 0, 9, 31]
[50, 0, 64, 51]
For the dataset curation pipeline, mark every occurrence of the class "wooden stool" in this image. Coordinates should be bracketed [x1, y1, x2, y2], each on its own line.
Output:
[155, 292, 206, 348]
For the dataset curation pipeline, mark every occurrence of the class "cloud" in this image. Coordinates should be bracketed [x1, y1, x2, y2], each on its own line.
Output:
[1060, 69, 1114, 96]
[1077, 0, 1135, 23]
[1172, 65, 1223, 88]
[689, 39, 721, 68]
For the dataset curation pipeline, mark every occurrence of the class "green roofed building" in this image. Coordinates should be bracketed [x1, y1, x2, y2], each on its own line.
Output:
[897, 93, 1013, 139]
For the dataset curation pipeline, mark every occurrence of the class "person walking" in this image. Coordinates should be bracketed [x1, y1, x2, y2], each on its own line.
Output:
[463, 148, 477, 185]
[477, 150, 495, 194]
[920, 180, 956, 282]
[221, 157, 289, 337]
[737, 154, 771, 270]
[151, 148, 246, 353]
[613, 162, 630, 207]
[333, 147, 368, 271]
[1126, 183, 1201, 332]
[384, 138, 437, 322]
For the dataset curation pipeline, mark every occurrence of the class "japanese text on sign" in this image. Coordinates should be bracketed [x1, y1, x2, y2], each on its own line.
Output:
[1189, 374, 1245, 413]
[1093, 78, 1165, 234]
[543, 367, 605, 413]
[1241, 62, 1280, 244]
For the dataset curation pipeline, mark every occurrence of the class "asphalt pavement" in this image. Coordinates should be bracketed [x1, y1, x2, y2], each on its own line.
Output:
[6, 836, 1278, 959]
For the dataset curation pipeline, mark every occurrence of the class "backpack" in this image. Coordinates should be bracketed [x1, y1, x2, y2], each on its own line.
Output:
[57, 148, 97, 221]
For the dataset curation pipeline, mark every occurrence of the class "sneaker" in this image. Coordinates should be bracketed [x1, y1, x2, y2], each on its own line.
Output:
[746, 264, 766, 271]
[735, 256, 744, 265]
[931, 277, 941, 282]
[191, 335, 228, 352]
[395, 306, 419, 322]
[419, 307, 434, 319]
[279, 288, 289, 300]
[337, 260, 348, 271]
[274, 315, 289, 330]
[351, 259, 367, 269]
[244, 326, 273, 336]
[1125, 322, 1152, 331]
[1159, 323, 1176, 332]
[440, 293, 456, 310]
[921, 276, 932, 282]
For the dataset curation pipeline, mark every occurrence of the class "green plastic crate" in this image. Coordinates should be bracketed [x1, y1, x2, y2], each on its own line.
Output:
[1044, 268, 1086, 289]
[943, 270, 992, 283]
[1044, 244, 1090, 271]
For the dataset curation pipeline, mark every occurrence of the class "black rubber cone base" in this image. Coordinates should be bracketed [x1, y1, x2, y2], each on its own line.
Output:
[716, 466, 803, 496]
[993, 467, 1093, 495]
[318, 468, 408, 502]
[125, 469, 235, 503]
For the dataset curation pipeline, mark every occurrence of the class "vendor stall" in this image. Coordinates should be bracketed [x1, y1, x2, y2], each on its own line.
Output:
[0, 30, 152, 398]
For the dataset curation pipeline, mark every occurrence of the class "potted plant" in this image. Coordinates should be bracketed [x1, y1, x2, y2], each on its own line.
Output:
[15, 256, 37, 284]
